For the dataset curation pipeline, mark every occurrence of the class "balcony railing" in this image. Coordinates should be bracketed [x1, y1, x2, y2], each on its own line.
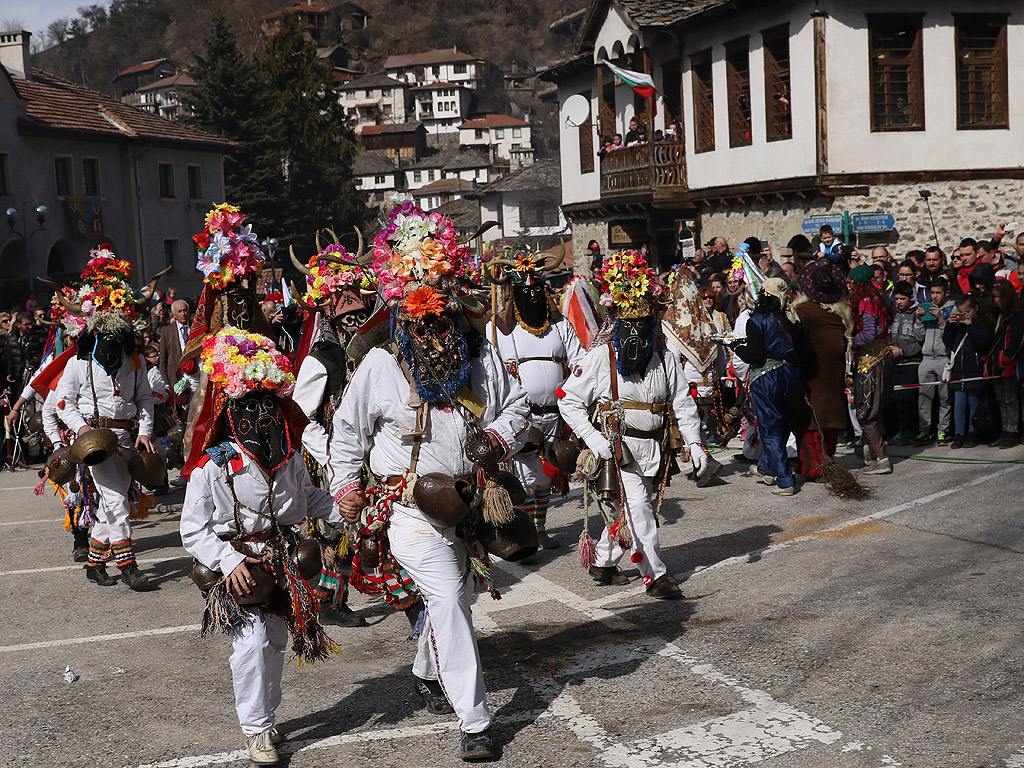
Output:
[600, 141, 686, 195]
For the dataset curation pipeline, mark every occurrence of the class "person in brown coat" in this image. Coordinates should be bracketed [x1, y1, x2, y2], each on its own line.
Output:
[792, 259, 853, 480]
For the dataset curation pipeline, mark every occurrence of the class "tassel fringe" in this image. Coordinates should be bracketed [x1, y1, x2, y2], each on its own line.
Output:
[34, 474, 49, 496]
[201, 581, 254, 637]
[578, 530, 597, 570]
[482, 480, 515, 525]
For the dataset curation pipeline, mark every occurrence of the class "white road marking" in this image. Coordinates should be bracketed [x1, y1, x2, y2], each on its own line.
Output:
[0, 624, 200, 653]
[0, 553, 189, 577]
[1006, 748, 1024, 768]
[0, 518, 62, 526]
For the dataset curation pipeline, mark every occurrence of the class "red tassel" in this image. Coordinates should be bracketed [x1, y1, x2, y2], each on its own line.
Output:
[34, 474, 49, 496]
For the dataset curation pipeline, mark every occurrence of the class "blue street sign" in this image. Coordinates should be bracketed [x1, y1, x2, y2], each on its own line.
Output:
[851, 212, 895, 233]
[802, 214, 844, 236]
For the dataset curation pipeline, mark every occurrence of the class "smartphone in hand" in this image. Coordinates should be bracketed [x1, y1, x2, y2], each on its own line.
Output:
[918, 301, 936, 321]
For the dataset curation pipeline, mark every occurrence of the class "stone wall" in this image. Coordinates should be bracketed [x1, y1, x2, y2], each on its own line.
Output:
[568, 214, 651, 277]
[695, 179, 1024, 260]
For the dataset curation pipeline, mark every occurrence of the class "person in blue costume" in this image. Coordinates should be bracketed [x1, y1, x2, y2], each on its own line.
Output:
[729, 278, 803, 496]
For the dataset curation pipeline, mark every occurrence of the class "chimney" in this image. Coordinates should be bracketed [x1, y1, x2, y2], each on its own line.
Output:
[0, 30, 31, 80]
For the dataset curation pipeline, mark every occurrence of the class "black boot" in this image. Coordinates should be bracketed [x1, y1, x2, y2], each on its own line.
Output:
[120, 563, 157, 591]
[459, 728, 495, 761]
[536, 527, 561, 550]
[319, 601, 367, 627]
[72, 531, 90, 563]
[415, 676, 455, 715]
[86, 564, 117, 586]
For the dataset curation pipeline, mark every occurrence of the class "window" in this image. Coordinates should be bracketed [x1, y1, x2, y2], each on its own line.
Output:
[383, 104, 393, 114]
[454, 64, 467, 75]
[512, 127, 522, 138]
[495, 128, 505, 139]
[0, 153, 9, 195]
[955, 14, 1008, 129]
[763, 26, 792, 141]
[577, 90, 594, 174]
[163, 238, 178, 272]
[414, 171, 422, 182]
[54, 156, 72, 196]
[375, 175, 386, 184]
[520, 201, 560, 228]
[475, 128, 484, 140]
[82, 157, 100, 196]
[427, 170, 435, 181]
[432, 66, 440, 77]
[691, 50, 715, 153]
[345, 91, 354, 100]
[382, 88, 391, 97]
[158, 162, 175, 198]
[725, 38, 752, 147]
[187, 165, 202, 200]
[868, 14, 925, 131]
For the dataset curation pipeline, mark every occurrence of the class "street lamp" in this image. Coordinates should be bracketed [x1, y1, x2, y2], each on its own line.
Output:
[35, 205, 47, 226]
[261, 237, 279, 264]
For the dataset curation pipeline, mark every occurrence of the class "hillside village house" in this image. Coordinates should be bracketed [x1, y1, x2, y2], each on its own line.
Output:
[410, 82, 474, 136]
[385, 48, 489, 91]
[339, 72, 409, 132]
[0, 31, 230, 302]
[459, 114, 534, 165]
[469, 159, 567, 245]
[545, 0, 1024, 271]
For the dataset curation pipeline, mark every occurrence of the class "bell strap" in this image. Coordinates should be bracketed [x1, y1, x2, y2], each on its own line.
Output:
[599, 401, 667, 413]
[517, 356, 566, 364]
[623, 426, 664, 440]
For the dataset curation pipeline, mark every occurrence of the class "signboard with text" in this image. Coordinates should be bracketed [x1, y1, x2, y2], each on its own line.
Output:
[801, 214, 844, 236]
[851, 212, 895, 233]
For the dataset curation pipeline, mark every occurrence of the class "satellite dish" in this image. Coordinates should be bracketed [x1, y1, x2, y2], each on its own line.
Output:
[563, 94, 591, 127]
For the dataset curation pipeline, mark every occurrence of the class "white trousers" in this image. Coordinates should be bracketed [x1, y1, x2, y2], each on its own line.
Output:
[229, 611, 288, 736]
[89, 448, 133, 544]
[595, 467, 666, 584]
[511, 446, 552, 489]
[389, 504, 491, 734]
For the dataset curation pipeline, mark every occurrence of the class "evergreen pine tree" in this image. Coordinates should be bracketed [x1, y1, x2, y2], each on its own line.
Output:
[258, 14, 365, 254]
[181, 12, 285, 240]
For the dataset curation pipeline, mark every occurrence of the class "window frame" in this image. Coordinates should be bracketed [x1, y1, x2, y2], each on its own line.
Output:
[495, 128, 505, 139]
[867, 13, 926, 132]
[954, 13, 1009, 130]
[163, 238, 178, 273]
[690, 49, 715, 154]
[82, 157, 101, 196]
[186, 164, 202, 200]
[725, 37, 752, 148]
[157, 162, 176, 199]
[577, 89, 595, 174]
[512, 127, 522, 138]
[54, 155, 73, 197]
[762, 25, 793, 142]
[0, 152, 11, 196]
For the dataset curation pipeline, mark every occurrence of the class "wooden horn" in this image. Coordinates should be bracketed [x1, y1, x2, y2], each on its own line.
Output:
[289, 245, 311, 275]
[458, 220, 499, 245]
[136, 265, 172, 306]
[315, 230, 324, 254]
[539, 238, 567, 272]
[353, 226, 366, 264]
[485, 257, 518, 285]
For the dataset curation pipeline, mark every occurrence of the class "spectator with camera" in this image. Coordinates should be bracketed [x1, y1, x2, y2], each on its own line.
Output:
[943, 293, 992, 449]
[888, 282, 924, 445]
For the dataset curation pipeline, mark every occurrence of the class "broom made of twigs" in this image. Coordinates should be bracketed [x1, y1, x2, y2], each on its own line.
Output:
[803, 395, 872, 500]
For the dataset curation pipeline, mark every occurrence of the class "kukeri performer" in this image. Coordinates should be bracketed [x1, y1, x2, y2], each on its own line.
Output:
[558, 250, 705, 600]
[329, 201, 530, 761]
[289, 232, 377, 627]
[180, 328, 343, 767]
[485, 245, 585, 549]
[51, 247, 165, 590]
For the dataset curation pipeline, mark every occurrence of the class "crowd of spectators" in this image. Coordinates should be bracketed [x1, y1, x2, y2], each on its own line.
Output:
[597, 117, 684, 156]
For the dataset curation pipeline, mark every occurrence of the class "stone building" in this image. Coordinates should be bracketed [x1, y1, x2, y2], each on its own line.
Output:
[543, 0, 1024, 273]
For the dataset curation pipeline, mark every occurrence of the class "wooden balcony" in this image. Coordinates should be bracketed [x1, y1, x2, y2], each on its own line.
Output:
[599, 141, 686, 196]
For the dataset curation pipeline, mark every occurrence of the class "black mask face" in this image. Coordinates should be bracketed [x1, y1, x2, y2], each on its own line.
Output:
[93, 332, 129, 375]
[223, 291, 253, 329]
[227, 390, 289, 472]
[396, 311, 471, 403]
[512, 280, 549, 333]
[614, 316, 654, 375]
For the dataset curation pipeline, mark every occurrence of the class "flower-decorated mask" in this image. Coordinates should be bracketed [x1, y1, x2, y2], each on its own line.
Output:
[512, 277, 549, 334]
[396, 310, 470, 404]
[92, 329, 130, 375]
[614, 316, 655, 375]
[226, 389, 289, 473]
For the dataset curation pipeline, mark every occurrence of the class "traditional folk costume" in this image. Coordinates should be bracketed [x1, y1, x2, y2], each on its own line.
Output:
[848, 265, 894, 475]
[180, 329, 341, 767]
[50, 248, 166, 589]
[289, 235, 376, 627]
[558, 251, 704, 599]
[484, 246, 585, 548]
[793, 260, 853, 480]
[329, 201, 530, 761]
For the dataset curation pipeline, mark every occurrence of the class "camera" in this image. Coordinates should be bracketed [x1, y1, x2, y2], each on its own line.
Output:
[704, 239, 715, 249]
[919, 189, 932, 200]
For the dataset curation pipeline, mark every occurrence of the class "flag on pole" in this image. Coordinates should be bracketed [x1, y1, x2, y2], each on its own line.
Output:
[602, 59, 658, 115]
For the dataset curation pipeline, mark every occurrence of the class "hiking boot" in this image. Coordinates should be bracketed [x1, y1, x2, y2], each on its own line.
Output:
[536, 527, 561, 550]
[415, 676, 454, 715]
[695, 456, 723, 488]
[245, 731, 279, 765]
[963, 433, 980, 449]
[771, 484, 796, 496]
[950, 435, 964, 450]
[460, 729, 495, 761]
[86, 564, 117, 586]
[120, 564, 157, 591]
[911, 432, 933, 446]
[863, 457, 892, 475]
[646, 574, 682, 600]
[588, 566, 630, 586]
[320, 602, 367, 627]
[999, 432, 1018, 449]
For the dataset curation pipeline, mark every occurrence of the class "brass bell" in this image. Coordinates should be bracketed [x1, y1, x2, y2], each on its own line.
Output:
[69, 427, 118, 466]
[595, 459, 619, 500]
[617, 439, 634, 467]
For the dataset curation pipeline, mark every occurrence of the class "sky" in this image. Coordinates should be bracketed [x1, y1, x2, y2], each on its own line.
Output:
[0, 0, 86, 44]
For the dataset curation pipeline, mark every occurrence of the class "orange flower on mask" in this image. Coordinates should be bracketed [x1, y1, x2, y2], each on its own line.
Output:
[403, 286, 447, 319]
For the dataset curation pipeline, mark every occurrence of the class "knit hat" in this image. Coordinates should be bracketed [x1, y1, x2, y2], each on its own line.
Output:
[849, 264, 874, 285]
[799, 259, 846, 303]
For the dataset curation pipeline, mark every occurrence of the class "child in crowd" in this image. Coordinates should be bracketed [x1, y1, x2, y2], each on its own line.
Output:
[943, 294, 993, 449]
[987, 280, 1024, 447]
[914, 277, 952, 445]
[888, 282, 924, 445]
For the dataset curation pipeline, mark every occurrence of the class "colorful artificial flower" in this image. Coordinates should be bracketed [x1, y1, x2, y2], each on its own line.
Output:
[200, 327, 294, 400]
[403, 286, 447, 319]
[594, 250, 660, 311]
[300, 243, 376, 308]
[193, 203, 265, 289]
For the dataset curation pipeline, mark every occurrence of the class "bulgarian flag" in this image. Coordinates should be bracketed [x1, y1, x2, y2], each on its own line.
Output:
[603, 59, 658, 115]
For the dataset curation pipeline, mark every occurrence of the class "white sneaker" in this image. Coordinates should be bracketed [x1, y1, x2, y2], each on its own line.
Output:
[246, 731, 279, 765]
[747, 467, 776, 486]
[863, 458, 892, 475]
[170, 476, 187, 488]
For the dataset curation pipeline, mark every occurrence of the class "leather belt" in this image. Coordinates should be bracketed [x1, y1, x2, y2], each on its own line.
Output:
[529, 403, 560, 415]
[385, 473, 474, 488]
[518, 356, 566, 364]
[599, 401, 667, 413]
[623, 426, 664, 440]
[91, 417, 138, 429]
[218, 530, 274, 543]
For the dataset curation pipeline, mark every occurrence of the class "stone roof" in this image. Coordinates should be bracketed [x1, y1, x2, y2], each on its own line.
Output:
[459, 114, 530, 130]
[407, 148, 490, 171]
[473, 159, 559, 196]
[352, 154, 398, 176]
[385, 48, 479, 69]
[337, 71, 405, 90]
[134, 73, 197, 92]
[433, 197, 479, 230]
[13, 69, 232, 150]
[575, 0, 733, 54]
[413, 178, 477, 196]
[360, 121, 423, 135]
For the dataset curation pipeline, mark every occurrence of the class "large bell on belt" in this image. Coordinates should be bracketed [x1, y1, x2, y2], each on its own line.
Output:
[549, 438, 582, 476]
[519, 426, 545, 454]
[127, 450, 167, 490]
[494, 469, 528, 507]
[232, 565, 277, 606]
[294, 538, 322, 582]
[45, 445, 75, 486]
[595, 459, 619, 500]
[413, 473, 475, 527]
[69, 427, 118, 466]
[27, 412, 43, 434]
[166, 422, 186, 446]
[188, 560, 221, 594]
[476, 508, 539, 562]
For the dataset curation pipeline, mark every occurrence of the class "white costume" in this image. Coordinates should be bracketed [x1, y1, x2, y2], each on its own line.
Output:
[291, 356, 331, 465]
[329, 345, 530, 735]
[54, 355, 153, 546]
[558, 343, 701, 584]
[180, 447, 343, 736]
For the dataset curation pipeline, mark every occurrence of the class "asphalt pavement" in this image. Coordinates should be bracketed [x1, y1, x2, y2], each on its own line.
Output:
[1, 442, 1023, 768]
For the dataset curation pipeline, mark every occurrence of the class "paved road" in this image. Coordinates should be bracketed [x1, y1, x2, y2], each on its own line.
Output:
[1, 444, 1023, 768]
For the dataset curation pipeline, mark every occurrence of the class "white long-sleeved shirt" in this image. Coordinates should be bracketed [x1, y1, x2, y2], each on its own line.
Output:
[486, 317, 586, 438]
[148, 366, 169, 404]
[731, 309, 752, 383]
[292, 355, 331, 466]
[328, 344, 531, 497]
[42, 390, 64, 446]
[180, 446, 343, 577]
[557, 342, 701, 477]
[53, 355, 154, 437]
